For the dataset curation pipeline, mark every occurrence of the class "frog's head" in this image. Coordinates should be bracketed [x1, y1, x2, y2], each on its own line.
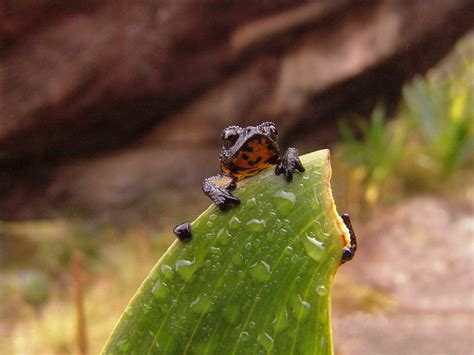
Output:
[219, 122, 280, 178]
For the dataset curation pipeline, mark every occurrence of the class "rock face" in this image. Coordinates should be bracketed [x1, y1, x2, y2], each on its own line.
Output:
[1, 0, 473, 219]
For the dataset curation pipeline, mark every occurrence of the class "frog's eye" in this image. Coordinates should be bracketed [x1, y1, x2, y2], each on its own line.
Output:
[267, 124, 278, 140]
[222, 127, 240, 147]
[260, 121, 278, 140]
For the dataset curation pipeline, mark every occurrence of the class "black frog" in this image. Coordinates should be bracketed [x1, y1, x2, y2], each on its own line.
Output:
[204, 122, 305, 211]
[173, 122, 303, 241]
[172, 122, 356, 264]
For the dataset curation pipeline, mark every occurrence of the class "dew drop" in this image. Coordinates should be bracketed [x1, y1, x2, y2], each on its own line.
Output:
[210, 246, 221, 254]
[160, 265, 174, 280]
[313, 167, 323, 175]
[151, 279, 168, 300]
[229, 216, 241, 229]
[175, 258, 198, 281]
[190, 296, 200, 308]
[216, 229, 230, 245]
[143, 302, 152, 314]
[116, 337, 129, 351]
[316, 285, 328, 296]
[209, 213, 217, 221]
[190, 294, 212, 314]
[249, 261, 271, 282]
[272, 308, 289, 333]
[206, 221, 213, 227]
[299, 295, 311, 310]
[239, 331, 250, 342]
[245, 242, 253, 251]
[246, 197, 258, 208]
[290, 294, 311, 321]
[272, 191, 296, 217]
[301, 233, 326, 262]
[245, 219, 266, 232]
[258, 332, 274, 352]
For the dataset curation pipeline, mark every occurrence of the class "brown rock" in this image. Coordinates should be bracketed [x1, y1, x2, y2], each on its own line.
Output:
[0, 0, 473, 218]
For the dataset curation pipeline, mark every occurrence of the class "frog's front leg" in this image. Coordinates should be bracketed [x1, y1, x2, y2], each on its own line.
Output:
[202, 173, 240, 211]
[340, 213, 357, 264]
[275, 147, 305, 181]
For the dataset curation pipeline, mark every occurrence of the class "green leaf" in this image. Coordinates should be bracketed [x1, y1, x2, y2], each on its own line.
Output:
[102, 149, 350, 355]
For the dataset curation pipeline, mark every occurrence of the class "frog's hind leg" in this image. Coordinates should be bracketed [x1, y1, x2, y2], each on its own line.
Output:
[173, 221, 192, 242]
[202, 174, 240, 211]
[340, 213, 357, 264]
[275, 147, 305, 181]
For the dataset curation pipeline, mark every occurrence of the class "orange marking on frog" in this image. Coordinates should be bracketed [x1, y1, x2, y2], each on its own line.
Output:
[232, 137, 278, 172]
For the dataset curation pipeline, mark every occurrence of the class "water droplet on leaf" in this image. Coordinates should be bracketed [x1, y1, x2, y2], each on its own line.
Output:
[239, 331, 250, 342]
[175, 258, 198, 281]
[246, 197, 258, 208]
[272, 191, 296, 217]
[160, 265, 173, 280]
[216, 229, 230, 245]
[245, 219, 266, 232]
[151, 280, 168, 300]
[249, 261, 271, 282]
[258, 332, 274, 352]
[316, 285, 328, 296]
[301, 233, 326, 262]
[229, 216, 241, 229]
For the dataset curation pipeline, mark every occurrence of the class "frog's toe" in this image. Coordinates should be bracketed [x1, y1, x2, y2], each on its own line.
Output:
[275, 161, 294, 181]
[275, 147, 304, 182]
[295, 157, 305, 173]
[217, 193, 240, 211]
[341, 247, 354, 264]
[275, 164, 284, 177]
[227, 179, 237, 191]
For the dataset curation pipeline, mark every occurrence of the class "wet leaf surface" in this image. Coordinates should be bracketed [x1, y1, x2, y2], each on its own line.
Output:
[102, 150, 349, 354]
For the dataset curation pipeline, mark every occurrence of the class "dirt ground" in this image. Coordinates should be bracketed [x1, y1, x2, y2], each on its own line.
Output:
[332, 188, 474, 354]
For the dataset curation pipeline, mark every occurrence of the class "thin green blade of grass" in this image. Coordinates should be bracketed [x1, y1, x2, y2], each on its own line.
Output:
[102, 149, 350, 355]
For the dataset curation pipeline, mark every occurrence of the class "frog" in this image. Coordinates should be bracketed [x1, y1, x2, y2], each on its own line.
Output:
[173, 122, 303, 239]
[340, 213, 357, 264]
[173, 122, 356, 264]
[203, 121, 305, 210]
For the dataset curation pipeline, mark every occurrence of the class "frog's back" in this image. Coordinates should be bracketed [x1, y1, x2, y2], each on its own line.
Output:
[220, 134, 279, 181]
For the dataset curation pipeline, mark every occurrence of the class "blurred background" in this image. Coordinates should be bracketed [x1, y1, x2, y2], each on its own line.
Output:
[0, 0, 473, 354]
